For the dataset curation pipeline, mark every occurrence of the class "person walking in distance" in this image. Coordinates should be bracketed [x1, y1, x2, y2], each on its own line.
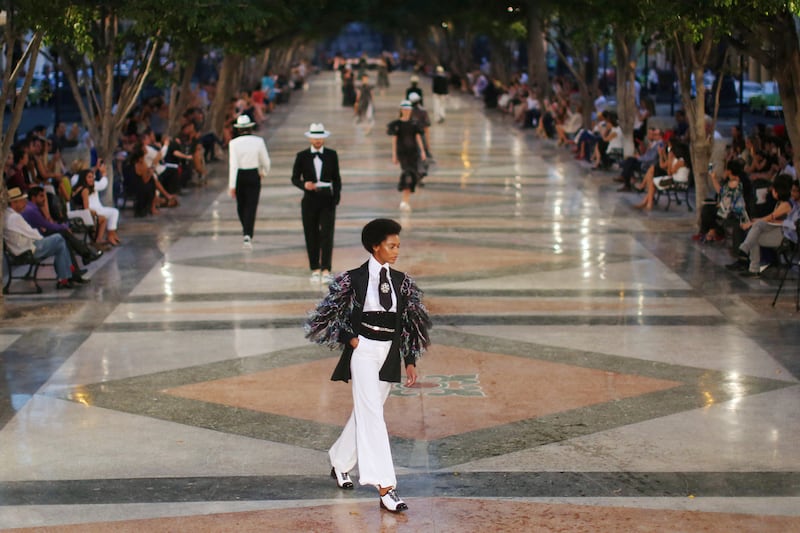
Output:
[305, 218, 431, 514]
[431, 65, 449, 123]
[228, 115, 271, 249]
[387, 100, 426, 211]
[291, 123, 342, 284]
[354, 74, 375, 135]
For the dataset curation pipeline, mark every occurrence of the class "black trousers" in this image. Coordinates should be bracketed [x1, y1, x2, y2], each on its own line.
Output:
[134, 178, 156, 217]
[301, 194, 336, 271]
[235, 169, 261, 238]
[46, 230, 94, 268]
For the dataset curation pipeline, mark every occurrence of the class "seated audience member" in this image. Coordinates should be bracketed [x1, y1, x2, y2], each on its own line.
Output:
[616, 128, 665, 192]
[634, 138, 690, 211]
[735, 174, 795, 276]
[672, 110, 690, 143]
[556, 102, 583, 147]
[726, 125, 746, 161]
[71, 169, 112, 247]
[775, 144, 796, 181]
[125, 143, 178, 217]
[5, 145, 32, 192]
[591, 112, 622, 170]
[84, 161, 122, 245]
[49, 122, 80, 152]
[697, 160, 749, 245]
[537, 98, 564, 139]
[28, 135, 68, 222]
[4, 187, 79, 289]
[574, 111, 607, 162]
[633, 97, 655, 146]
[746, 149, 776, 180]
[177, 120, 206, 187]
[22, 186, 101, 272]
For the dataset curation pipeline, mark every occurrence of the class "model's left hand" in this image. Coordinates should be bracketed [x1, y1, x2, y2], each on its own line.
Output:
[404, 364, 417, 387]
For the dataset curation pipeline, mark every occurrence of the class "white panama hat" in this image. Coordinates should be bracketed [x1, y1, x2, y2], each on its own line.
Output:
[234, 115, 256, 128]
[399, 100, 413, 109]
[304, 123, 331, 138]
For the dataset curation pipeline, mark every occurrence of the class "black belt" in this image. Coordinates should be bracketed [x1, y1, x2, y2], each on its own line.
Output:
[358, 311, 396, 341]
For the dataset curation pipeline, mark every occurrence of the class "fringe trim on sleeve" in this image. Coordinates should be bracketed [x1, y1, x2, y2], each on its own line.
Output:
[399, 275, 432, 363]
[304, 273, 356, 349]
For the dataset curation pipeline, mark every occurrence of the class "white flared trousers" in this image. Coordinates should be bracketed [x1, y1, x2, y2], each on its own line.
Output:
[328, 336, 397, 489]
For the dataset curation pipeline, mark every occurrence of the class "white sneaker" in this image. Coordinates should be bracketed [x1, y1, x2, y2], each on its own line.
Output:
[309, 271, 321, 283]
[321, 272, 334, 284]
[399, 201, 411, 211]
[242, 236, 253, 250]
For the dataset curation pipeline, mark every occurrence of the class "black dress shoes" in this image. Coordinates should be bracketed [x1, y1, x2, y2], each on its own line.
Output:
[330, 467, 354, 489]
[725, 259, 748, 271]
[82, 248, 103, 264]
[379, 488, 408, 512]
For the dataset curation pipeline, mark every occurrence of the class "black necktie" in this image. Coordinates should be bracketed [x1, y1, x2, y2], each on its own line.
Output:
[379, 267, 392, 311]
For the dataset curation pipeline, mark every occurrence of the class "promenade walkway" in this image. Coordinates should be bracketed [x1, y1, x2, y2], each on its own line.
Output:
[1, 72, 798, 531]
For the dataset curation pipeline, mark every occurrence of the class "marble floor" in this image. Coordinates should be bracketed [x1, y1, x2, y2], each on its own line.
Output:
[1, 72, 799, 532]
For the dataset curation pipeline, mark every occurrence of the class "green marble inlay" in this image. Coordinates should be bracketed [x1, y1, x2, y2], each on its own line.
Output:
[391, 374, 485, 397]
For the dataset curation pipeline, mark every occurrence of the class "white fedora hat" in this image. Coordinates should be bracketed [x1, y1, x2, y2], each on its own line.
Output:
[304, 123, 331, 139]
[234, 115, 256, 128]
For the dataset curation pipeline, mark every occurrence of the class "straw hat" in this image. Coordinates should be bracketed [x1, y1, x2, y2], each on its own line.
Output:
[399, 100, 413, 109]
[7, 187, 26, 202]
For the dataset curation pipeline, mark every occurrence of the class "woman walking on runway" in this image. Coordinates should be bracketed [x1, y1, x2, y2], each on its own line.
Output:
[228, 114, 271, 249]
[387, 101, 426, 211]
[305, 218, 431, 513]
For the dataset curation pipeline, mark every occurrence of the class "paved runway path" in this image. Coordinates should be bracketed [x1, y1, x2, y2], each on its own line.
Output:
[1, 72, 799, 531]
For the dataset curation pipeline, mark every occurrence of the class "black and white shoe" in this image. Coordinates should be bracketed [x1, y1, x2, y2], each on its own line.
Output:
[379, 489, 408, 512]
[330, 467, 354, 489]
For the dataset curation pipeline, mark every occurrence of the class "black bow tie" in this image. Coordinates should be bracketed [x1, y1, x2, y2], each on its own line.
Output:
[313, 152, 323, 158]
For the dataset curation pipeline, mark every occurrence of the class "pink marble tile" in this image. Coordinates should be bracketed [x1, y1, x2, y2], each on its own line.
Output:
[165, 345, 680, 440]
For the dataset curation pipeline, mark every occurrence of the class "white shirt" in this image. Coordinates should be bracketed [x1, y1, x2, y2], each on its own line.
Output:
[311, 147, 324, 182]
[228, 134, 271, 190]
[145, 144, 168, 175]
[69, 174, 111, 210]
[607, 126, 624, 151]
[4, 207, 42, 255]
[364, 255, 396, 312]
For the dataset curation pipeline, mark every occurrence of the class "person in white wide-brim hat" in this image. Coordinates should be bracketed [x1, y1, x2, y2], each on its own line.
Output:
[228, 114, 270, 249]
[292, 123, 341, 284]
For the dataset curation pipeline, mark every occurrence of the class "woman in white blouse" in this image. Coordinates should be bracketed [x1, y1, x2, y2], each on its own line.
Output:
[228, 115, 271, 249]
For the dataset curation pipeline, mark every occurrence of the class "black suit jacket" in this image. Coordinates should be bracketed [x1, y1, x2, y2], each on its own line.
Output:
[291, 148, 342, 206]
[331, 261, 411, 383]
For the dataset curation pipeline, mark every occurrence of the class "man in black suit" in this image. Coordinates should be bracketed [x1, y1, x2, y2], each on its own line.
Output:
[291, 123, 342, 283]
